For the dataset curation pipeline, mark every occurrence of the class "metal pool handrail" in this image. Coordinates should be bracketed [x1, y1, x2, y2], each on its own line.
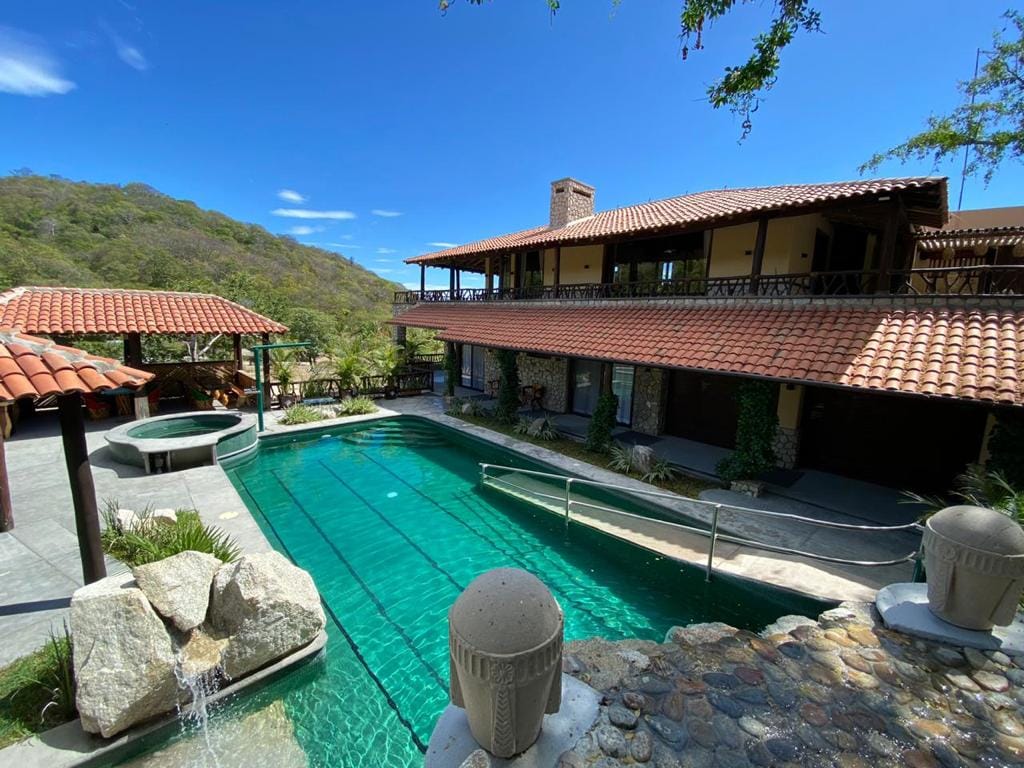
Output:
[478, 462, 922, 582]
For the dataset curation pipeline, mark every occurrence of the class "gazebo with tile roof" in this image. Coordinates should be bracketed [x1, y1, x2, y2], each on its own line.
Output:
[0, 286, 288, 405]
[0, 330, 154, 582]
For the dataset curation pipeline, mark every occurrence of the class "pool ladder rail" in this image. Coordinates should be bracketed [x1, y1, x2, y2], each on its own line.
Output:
[478, 463, 924, 583]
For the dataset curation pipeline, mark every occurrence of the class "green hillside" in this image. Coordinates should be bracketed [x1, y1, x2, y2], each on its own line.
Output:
[0, 174, 400, 329]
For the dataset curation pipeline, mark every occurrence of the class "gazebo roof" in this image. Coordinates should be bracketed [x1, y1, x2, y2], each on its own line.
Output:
[0, 329, 154, 404]
[0, 286, 288, 335]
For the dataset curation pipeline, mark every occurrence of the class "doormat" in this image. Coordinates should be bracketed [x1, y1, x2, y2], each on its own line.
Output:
[614, 431, 661, 447]
[762, 467, 803, 488]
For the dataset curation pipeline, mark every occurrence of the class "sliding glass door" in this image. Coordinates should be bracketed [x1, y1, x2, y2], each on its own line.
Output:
[611, 364, 634, 425]
[571, 360, 635, 425]
[459, 344, 486, 390]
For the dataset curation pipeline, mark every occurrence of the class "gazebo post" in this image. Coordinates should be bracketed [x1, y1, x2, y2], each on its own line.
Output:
[0, 405, 13, 532]
[123, 332, 143, 368]
[57, 392, 106, 584]
[261, 333, 271, 402]
[232, 333, 243, 381]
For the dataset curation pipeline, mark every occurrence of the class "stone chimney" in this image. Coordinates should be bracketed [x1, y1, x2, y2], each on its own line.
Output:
[549, 178, 595, 229]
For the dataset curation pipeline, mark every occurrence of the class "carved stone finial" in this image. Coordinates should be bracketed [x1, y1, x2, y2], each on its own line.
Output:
[448, 568, 563, 758]
[923, 505, 1024, 630]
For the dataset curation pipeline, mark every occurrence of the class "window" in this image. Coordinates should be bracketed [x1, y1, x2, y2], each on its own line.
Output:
[459, 344, 486, 390]
[611, 364, 634, 425]
[613, 232, 706, 289]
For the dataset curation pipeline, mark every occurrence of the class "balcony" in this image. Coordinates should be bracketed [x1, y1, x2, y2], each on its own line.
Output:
[394, 265, 1024, 304]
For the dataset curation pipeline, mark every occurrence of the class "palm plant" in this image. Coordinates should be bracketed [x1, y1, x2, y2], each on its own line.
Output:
[270, 348, 296, 393]
[906, 465, 1024, 522]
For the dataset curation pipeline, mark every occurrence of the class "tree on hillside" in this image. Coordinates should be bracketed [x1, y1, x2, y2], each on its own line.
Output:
[450, 2, 1024, 184]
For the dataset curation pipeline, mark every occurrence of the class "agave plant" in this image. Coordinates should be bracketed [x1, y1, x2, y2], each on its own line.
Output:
[607, 442, 634, 473]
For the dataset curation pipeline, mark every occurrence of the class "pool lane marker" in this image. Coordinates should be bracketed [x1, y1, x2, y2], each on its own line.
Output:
[232, 472, 429, 754]
[267, 469, 449, 693]
[318, 459, 465, 593]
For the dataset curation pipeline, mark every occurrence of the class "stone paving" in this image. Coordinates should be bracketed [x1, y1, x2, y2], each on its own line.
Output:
[560, 602, 1024, 768]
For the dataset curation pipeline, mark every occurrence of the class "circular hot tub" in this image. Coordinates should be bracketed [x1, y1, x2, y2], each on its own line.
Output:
[106, 411, 258, 473]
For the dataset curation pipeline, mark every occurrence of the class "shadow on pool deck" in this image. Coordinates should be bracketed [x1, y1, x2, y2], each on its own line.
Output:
[0, 408, 271, 666]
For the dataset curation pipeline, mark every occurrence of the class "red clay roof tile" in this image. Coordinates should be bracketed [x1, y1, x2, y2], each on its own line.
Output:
[408, 177, 946, 266]
[0, 330, 154, 404]
[393, 302, 1024, 406]
[0, 287, 288, 336]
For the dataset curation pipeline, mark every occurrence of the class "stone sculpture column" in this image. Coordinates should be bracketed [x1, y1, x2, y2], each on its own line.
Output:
[448, 568, 563, 758]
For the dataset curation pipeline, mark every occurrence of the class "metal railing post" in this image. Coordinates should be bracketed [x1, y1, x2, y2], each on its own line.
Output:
[564, 478, 573, 535]
[706, 504, 721, 582]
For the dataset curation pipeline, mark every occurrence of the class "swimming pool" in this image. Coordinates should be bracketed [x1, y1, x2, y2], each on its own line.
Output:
[116, 416, 828, 766]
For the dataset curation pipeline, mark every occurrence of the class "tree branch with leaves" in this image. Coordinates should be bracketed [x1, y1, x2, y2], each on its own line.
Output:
[862, 11, 1024, 184]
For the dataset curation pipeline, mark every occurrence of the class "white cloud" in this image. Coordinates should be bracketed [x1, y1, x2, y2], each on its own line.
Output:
[272, 208, 356, 220]
[101, 21, 147, 71]
[277, 189, 306, 204]
[404, 282, 452, 291]
[375, 258, 393, 263]
[375, 268, 396, 273]
[288, 225, 324, 236]
[0, 27, 75, 96]
[371, 209, 402, 217]
[376, 247, 397, 254]
[427, 241, 460, 248]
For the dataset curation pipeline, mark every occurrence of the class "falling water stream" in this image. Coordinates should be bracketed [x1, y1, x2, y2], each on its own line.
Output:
[173, 656, 225, 768]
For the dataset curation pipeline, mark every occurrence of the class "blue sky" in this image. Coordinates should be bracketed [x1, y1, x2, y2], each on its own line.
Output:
[1, 1, 1021, 290]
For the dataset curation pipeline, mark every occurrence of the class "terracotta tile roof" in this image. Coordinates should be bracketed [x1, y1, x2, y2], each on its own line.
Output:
[393, 302, 1024, 406]
[0, 287, 288, 335]
[916, 206, 1024, 252]
[0, 330, 154, 404]
[408, 177, 948, 266]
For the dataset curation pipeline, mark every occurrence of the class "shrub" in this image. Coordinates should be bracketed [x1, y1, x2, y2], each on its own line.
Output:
[585, 392, 618, 454]
[641, 457, 676, 484]
[443, 344, 458, 397]
[907, 465, 1024, 523]
[335, 396, 377, 417]
[280, 403, 324, 425]
[101, 503, 241, 566]
[493, 349, 521, 424]
[607, 442, 634, 473]
[513, 415, 560, 441]
[716, 381, 777, 483]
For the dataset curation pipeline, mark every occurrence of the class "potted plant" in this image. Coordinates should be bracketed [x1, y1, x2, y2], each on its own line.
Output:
[271, 350, 296, 409]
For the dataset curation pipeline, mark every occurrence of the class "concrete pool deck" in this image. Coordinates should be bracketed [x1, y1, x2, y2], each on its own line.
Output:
[0, 413, 270, 666]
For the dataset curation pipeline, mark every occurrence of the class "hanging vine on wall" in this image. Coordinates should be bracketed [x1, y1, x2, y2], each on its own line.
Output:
[586, 392, 619, 454]
[443, 343, 458, 397]
[717, 380, 778, 483]
[493, 349, 521, 424]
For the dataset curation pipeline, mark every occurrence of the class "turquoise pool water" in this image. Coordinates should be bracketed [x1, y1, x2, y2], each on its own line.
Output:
[117, 416, 828, 767]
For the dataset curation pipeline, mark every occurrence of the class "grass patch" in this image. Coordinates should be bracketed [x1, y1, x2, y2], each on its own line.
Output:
[101, 504, 241, 567]
[0, 626, 76, 749]
[449, 411, 715, 498]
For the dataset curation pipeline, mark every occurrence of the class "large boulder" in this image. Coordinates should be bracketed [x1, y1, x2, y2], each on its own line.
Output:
[71, 572, 179, 738]
[210, 552, 325, 678]
[133, 550, 222, 632]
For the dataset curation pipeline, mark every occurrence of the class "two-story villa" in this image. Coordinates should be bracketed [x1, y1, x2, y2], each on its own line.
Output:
[391, 177, 1024, 492]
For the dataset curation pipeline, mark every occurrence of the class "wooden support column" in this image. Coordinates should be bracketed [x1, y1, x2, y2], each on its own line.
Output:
[877, 200, 901, 293]
[123, 332, 143, 367]
[484, 257, 493, 295]
[553, 246, 562, 298]
[600, 362, 613, 396]
[261, 332, 271, 401]
[449, 266, 456, 294]
[0, 405, 13, 532]
[232, 333, 243, 374]
[419, 264, 426, 296]
[58, 393, 105, 584]
[456, 270, 461, 292]
[749, 217, 769, 294]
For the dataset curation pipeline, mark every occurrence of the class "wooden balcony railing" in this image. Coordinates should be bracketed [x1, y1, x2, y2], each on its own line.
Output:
[393, 265, 1024, 304]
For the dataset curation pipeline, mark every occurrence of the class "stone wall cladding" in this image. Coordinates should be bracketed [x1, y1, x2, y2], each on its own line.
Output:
[517, 353, 568, 413]
[549, 178, 596, 229]
[773, 425, 800, 469]
[632, 367, 667, 436]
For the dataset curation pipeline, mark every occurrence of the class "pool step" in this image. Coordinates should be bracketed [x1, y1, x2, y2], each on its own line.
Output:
[342, 424, 448, 448]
